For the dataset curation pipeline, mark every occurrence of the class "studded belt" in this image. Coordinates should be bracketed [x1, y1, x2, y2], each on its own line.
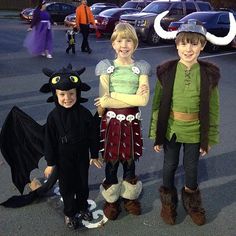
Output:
[106, 107, 141, 122]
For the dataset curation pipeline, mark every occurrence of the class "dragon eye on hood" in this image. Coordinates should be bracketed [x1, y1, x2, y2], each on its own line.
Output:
[51, 76, 60, 84]
[70, 76, 79, 83]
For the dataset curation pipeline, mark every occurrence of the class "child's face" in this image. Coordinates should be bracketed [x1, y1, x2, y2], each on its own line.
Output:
[176, 39, 205, 67]
[56, 88, 77, 108]
[112, 36, 135, 61]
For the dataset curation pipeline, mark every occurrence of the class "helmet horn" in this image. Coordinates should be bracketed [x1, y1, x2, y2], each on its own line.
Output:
[154, 10, 177, 40]
[206, 12, 236, 45]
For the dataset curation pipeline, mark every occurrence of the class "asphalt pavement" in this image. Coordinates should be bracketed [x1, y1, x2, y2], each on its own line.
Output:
[0, 12, 236, 236]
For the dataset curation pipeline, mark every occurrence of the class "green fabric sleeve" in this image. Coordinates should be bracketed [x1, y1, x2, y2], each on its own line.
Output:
[208, 86, 220, 146]
[148, 80, 163, 139]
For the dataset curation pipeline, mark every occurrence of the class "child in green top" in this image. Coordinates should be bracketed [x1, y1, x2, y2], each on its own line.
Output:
[149, 12, 235, 225]
[94, 23, 151, 220]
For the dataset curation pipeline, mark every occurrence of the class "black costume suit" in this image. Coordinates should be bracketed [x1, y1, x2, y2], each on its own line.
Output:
[45, 102, 99, 217]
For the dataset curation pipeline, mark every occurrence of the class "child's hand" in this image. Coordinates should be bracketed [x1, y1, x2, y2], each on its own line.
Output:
[199, 146, 211, 157]
[90, 158, 103, 168]
[97, 105, 105, 117]
[137, 84, 148, 96]
[154, 145, 162, 152]
[94, 97, 101, 107]
[44, 166, 54, 178]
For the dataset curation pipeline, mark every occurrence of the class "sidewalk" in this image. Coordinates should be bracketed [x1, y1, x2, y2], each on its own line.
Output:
[0, 10, 19, 19]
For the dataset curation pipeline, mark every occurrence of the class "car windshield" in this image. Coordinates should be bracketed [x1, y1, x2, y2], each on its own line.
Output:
[122, 2, 138, 8]
[91, 7, 107, 15]
[100, 8, 120, 17]
[142, 2, 170, 14]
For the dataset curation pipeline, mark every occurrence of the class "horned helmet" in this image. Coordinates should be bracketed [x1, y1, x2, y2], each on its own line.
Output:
[154, 11, 236, 46]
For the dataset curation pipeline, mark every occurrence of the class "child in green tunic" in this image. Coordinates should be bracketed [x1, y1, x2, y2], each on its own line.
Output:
[149, 18, 225, 226]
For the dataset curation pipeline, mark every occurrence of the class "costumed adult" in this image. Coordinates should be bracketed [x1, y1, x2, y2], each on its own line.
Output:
[24, 0, 53, 58]
[75, 0, 96, 54]
[149, 11, 236, 226]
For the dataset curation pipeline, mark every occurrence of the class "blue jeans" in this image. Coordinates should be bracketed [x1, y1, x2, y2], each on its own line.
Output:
[163, 134, 200, 190]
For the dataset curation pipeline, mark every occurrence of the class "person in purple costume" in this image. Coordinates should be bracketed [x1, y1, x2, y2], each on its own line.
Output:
[24, 0, 53, 58]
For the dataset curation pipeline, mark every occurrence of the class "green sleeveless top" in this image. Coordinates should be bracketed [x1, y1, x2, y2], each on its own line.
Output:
[95, 59, 151, 95]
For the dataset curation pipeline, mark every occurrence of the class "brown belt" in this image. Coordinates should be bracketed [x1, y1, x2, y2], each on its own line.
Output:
[170, 111, 199, 121]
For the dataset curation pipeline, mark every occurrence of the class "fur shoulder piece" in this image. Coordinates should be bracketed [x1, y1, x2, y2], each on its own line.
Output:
[95, 59, 112, 76]
[198, 60, 220, 87]
[156, 59, 178, 78]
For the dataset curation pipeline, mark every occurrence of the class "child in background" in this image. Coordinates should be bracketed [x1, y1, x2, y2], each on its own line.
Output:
[94, 23, 151, 220]
[24, 0, 53, 58]
[149, 11, 235, 225]
[42, 64, 102, 229]
[66, 27, 77, 54]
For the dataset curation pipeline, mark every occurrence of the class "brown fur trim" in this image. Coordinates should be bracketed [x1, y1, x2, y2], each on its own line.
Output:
[103, 201, 121, 220]
[159, 186, 178, 206]
[198, 60, 220, 87]
[181, 187, 206, 225]
[159, 186, 178, 225]
[123, 198, 141, 215]
[156, 60, 177, 78]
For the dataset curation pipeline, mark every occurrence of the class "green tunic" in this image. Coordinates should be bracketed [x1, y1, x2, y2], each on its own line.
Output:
[149, 61, 219, 145]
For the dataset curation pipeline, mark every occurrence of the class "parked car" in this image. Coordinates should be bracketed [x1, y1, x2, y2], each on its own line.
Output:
[64, 2, 118, 27]
[96, 8, 140, 34]
[20, 7, 34, 21]
[120, 0, 213, 45]
[168, 11, 236, 52]
[20, 2, 76, 23]
[91, 2, 118, 16]
[121, 0, 152, 11]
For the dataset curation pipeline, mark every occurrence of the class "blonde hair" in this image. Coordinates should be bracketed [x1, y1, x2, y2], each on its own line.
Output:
[111, 23, 139, 50]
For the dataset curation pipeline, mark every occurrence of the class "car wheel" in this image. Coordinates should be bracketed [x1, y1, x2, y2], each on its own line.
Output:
[205, 42, 220, 53]
[147, 28, 160, 46]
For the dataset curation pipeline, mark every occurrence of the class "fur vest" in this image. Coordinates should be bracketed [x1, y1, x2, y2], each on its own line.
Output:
[155, 59, 220, 150]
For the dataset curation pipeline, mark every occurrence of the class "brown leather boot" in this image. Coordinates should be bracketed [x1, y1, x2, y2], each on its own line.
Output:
[100, 182, 122, 220]
[120, 177, 142, 215]
[181, 187, 206, 225]
[123, 198, 141, 215]
[103, 200, 121, 220]
[159, 186, 178, 225]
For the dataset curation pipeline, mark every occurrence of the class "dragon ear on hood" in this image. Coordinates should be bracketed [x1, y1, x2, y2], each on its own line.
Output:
[40, 83, 51, 93]
[77, 67, 86, 76]
[80, 83, 90, 91]
[42, 68, 54, 77]
[46, 96, 55, 103]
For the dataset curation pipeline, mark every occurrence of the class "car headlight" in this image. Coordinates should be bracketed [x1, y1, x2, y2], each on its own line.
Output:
[136, 20, 147, 27]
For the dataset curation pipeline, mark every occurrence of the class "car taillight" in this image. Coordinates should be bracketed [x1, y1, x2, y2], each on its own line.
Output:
[168, 26, 178, 31]
[101, 18, 109, 25]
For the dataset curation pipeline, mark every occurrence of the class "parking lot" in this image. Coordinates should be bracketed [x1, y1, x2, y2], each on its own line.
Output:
[0, 15, 236, 236]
